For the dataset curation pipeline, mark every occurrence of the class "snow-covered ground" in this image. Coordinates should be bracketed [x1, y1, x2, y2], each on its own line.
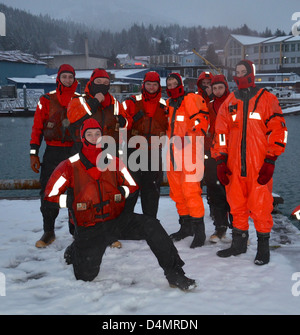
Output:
[0, 196, 300, 315]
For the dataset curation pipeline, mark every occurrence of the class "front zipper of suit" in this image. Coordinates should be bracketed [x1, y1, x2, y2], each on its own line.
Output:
[241, 91, 249, 177]
[169, 100, 179, 170]
[96, 179, 104, 217]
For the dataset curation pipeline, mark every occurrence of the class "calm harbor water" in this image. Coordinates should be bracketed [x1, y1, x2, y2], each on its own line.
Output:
[0, 114, 299, 227]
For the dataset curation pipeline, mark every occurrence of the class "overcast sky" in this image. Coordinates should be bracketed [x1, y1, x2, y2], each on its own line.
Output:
[0, 0, 299, 34]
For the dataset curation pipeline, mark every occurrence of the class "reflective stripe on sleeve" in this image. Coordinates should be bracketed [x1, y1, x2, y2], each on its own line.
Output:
[79, 97, 92, 115]
[284, 130, 288, 143]
[48, 176, 67, 197]
[121, 167, 136, 186]
[219, 134, 226, 146]
[114, 98, 119, 115]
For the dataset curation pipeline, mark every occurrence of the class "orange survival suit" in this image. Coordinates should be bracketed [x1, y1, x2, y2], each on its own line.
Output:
[211, 64, 287, 234]
[166, 73, 209, 248]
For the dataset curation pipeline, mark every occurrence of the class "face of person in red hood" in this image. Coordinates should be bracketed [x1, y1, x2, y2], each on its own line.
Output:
[80, 118, 102, 147]
[86, 68, 110, 97]
[59, 72, 75, 87]
[233, 60, 256, 90]
[166, 73, 184, 99]
[56, 64, 78, 107]
[56, 64, 76, 87]
[211, 74, 229, 98]
[212, 83, 226, 98]
[80, 118, 103, 165]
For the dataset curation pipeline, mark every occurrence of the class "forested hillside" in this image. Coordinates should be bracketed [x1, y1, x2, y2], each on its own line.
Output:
[0, 3, 287, 58]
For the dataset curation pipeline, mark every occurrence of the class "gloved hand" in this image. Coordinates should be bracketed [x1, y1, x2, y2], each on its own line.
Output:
[30, 155, 40, 173]
[257, 155, 277, 185]
[216, 155, 232, 186]
[133, 110, 144, 122]
[117, 115, 127, 128]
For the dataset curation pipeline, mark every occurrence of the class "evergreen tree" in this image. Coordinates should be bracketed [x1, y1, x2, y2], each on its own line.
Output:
[205, 44, 219, 66]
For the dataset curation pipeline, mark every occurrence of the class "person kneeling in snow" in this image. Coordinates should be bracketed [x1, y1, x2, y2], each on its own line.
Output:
[43, 118, 196, 291]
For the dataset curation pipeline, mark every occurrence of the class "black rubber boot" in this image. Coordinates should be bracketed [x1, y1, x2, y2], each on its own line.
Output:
[190, 217, 206, 248]
[169, 215, 193, 241]
[217, 228, 248, 257]
[64, 243, 74, 265]
[254, 232, 270, 265]
[35, 230, 56, 248]
[166, 267, 196, 291]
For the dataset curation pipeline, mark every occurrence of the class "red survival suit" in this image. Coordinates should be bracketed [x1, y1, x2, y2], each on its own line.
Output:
[211, 64, 288, 233]
[44, 118, 138, 227]
[30, 64, 79, 242]
[30, 64, 78, 154]
[122, 71, 168, 217]
[197, 71, 214, 105]
[67, 68, 132, 149]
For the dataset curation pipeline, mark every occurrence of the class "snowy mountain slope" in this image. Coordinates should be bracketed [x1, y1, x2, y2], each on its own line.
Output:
[0, 196, 299, 315]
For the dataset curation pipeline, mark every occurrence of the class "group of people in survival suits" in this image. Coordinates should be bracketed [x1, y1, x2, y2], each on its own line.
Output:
[29, 59, 287, 290]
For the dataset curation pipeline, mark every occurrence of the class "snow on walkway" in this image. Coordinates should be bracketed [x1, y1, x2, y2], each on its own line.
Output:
[0, 197, 299, 315]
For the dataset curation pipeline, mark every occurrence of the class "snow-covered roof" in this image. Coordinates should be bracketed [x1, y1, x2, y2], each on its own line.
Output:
[0, 50, 46, 65]
[263, 35, 293, 44]
[230, 34, 274, 45]
[7, 69, 180, 88]
[116, 54, 129, 59]
[74, 69, 148, 81]
[285, 35, 300, 42]
[7, 75, 56, 84]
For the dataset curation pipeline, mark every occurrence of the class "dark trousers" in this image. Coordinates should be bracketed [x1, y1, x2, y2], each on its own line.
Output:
[69, 212, 184, 282]
[204, 152, 231, 229]
[40, 145, 74, 232]
[124, 148, 162, 218]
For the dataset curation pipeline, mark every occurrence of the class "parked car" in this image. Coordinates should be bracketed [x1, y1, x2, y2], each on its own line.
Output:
[265, 86, 292, 98]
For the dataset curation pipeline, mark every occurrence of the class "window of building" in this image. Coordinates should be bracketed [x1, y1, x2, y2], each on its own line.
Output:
[283, 44, 289, 52]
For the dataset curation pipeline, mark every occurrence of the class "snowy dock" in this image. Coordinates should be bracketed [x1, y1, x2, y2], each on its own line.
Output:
[0, 196, 299, 315]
